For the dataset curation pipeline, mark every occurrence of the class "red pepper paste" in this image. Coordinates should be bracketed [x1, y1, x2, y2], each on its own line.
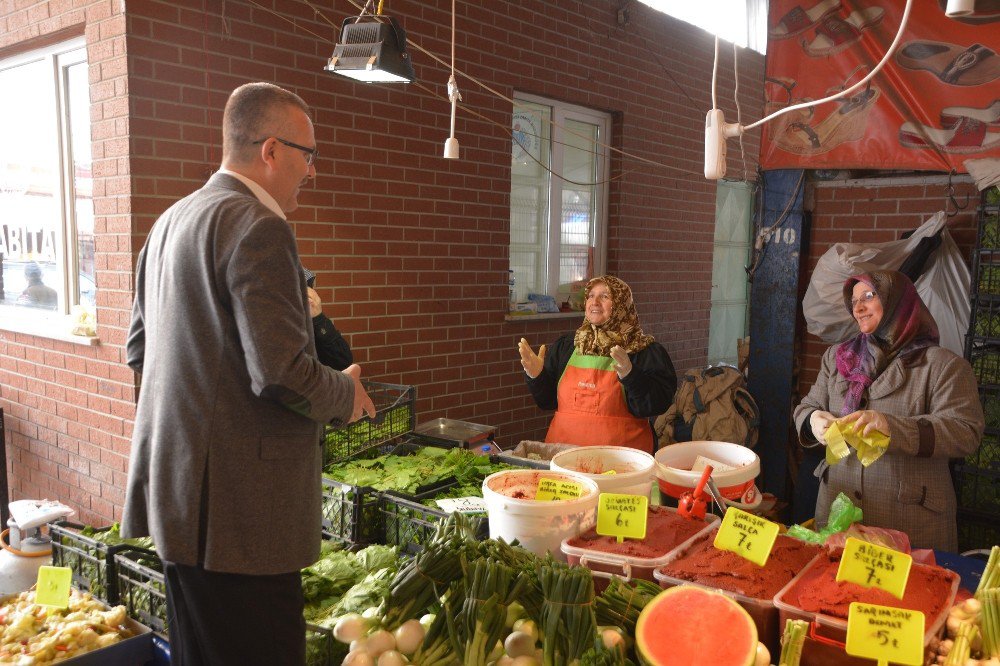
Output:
[782, 554, 957, 620]
[657, 531, 821, 599]
[565, 506, 708, 559]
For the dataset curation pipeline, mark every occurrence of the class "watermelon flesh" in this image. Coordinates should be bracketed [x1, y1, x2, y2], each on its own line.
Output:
[635, 585, 758, 666]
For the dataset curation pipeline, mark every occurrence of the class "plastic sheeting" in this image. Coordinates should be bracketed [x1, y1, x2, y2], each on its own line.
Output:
[802, 211, 971, 355]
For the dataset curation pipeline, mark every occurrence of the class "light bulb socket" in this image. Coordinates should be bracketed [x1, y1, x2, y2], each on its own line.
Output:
[444, 137, 460, 159]
[945, 0, 974, 16]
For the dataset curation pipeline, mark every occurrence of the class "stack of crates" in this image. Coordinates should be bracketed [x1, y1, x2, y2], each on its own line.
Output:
[961, 184, 1000, 551]
[48, 521, 130, 604]
[322, 381, 416, 467]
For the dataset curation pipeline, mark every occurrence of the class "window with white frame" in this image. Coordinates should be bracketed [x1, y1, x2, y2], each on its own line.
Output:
[509, 94, 611, 313]
[0, 39, 94, 323]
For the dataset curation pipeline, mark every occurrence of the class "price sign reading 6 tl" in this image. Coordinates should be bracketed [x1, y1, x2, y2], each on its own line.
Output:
[596, 493, 648, 543]
[836, 537, 912, 599]
[713, 507, 779, 566]
[845, 602, 924, 666]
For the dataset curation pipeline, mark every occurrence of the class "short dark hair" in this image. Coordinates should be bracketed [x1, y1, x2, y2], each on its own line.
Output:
[222, 82, 311, 164]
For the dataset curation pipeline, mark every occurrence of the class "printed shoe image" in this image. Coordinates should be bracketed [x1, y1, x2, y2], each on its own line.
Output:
[802, 7, 885, 58]
[776, 86, 880, 155]
[940, 100, 1000, 128]
[769, 0, 841, 40]
[897, 41, 1000, 86]
[898, 117, 1000, 154]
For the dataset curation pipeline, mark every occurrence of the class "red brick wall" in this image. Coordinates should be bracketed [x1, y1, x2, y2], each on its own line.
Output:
[0, 0, 133, 525]
[1, 0, 763, 524]
[797, 174, 980, 400]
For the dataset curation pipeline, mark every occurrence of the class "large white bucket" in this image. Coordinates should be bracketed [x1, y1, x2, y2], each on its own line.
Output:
[482, 470, 599, 560]
[549, 446, 655, 497]
[654, 440, 761, 509]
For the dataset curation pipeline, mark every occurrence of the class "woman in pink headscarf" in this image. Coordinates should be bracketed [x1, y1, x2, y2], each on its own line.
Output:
[794, 270, 983, 551]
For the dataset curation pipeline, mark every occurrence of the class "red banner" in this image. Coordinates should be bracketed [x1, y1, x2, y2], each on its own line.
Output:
[760, 0, 1000, 173]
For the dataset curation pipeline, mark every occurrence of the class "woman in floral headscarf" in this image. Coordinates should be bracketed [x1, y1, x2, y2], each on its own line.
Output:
[518, 275, 677, 453]
[794, 270, 983, 551]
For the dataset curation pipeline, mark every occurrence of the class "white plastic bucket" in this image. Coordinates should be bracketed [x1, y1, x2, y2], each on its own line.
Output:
[654, 440, 761, 509]
[482, 469, 600, 560]
[549, 446, 655, 497]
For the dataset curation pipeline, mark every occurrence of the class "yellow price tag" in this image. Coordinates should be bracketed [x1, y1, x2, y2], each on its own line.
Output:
[845, 602, 924, 666]
[602, 470, 617, 475]
[713, 507, 780, 567]
[836, 537, 912, 599]
[35, 566, 73, 608]
[535, 477, 583, 501]
[596, 493, 648, 543]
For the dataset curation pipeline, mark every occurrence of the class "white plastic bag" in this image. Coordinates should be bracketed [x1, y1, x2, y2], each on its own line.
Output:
[802, 211, 970, 355]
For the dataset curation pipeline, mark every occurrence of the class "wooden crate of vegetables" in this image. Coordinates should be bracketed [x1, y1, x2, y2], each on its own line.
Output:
[322, 381, 416, 467]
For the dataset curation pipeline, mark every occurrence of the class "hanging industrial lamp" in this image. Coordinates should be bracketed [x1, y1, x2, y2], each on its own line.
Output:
[324, 2, 415, 84]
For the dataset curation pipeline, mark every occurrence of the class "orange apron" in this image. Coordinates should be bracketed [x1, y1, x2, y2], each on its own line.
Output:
[545, 350, 652, 453]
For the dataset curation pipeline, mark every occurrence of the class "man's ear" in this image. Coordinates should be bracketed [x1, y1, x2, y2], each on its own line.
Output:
[258, 137, 277, 169]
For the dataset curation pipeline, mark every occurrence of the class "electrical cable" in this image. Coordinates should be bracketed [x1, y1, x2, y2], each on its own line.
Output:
[745, 170, 805, 282]
[732, 41, 748, 183]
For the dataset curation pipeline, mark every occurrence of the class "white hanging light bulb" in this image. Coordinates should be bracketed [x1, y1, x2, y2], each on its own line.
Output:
[443, 0, 461, 159]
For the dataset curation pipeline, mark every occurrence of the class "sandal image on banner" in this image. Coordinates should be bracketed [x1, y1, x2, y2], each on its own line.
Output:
[802, 6, 885, 58]
[941, 100, 1000, 129]
[898, 117, 1000, 154]
[896, 41, 1000, 86]
[769, 0, 841, 40]
[764, 77, 816, 138]
[776, 86, 880, 155]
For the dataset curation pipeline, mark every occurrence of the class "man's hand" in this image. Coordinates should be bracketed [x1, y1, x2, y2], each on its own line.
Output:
[518, 338, 546, 379]
[839, 410, 891, 438]
[609, 346, 632, 378]
[809, 410, 837, 444]
[343, 364, 376, 423]
[306, 287, 323, 318]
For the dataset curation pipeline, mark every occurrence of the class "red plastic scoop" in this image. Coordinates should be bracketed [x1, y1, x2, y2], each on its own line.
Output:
[677, 465, 714, 520]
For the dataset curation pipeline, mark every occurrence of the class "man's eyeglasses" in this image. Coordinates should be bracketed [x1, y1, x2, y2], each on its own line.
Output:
[252, 137, 318, 166]
[851, 290, 878, 308]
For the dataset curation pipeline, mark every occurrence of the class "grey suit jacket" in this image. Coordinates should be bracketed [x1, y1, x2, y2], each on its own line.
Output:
[123, 173, 354, 574]
[794, 345, 984, 551]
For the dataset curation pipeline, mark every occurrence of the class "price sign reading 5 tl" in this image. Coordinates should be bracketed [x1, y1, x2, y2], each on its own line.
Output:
[836, 537, 912, 599]
[845, 602, 924, 666]
[713, 507, 779, 566]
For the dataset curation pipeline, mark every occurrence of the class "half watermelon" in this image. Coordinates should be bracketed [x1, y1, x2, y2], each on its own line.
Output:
[635, 585, 758, 666]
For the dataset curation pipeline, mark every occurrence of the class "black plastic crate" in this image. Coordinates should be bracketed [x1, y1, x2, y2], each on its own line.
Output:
[979, 208, 1000, 250]
[48, 521, 129, 604]
[955, 463, 1000, 515]
[322, 381, 416, 467]
[115, 549, 336, 666]
[958, 512, 1000, 552]
[971, 346, 1000, 387]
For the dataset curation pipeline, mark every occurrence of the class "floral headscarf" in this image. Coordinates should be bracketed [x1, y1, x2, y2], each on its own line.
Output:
[834, 270, 939, 415]
[573, 275, 655, 356]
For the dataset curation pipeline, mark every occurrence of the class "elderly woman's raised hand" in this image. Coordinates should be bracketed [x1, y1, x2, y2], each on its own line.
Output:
[809, 410, 836, 444]
[840, 410, 891, 438]
[609, 345, 632, 378]
[518, 338, 546, 379]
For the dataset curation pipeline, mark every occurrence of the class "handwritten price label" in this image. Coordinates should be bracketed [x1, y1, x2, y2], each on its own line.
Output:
[535, 478, 584, 501]
[836, 537, 912, 599]
[845, 602, 924, 666]
[435, 497, 488, 514]
[35, 566, 72, 608]
[713, 507, 779, 567]
[596, 493, 648, 543]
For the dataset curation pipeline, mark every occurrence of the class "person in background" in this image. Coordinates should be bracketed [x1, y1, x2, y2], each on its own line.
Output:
[794, 270, 983, 551]
[17, 262, 57, 308]
[302, 266, 353, 370]
[518, 275, 677, 453]
[123, 82, 375, 666]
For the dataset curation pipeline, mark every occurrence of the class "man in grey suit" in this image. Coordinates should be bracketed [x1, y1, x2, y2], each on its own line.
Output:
[123, 82, 374, 665]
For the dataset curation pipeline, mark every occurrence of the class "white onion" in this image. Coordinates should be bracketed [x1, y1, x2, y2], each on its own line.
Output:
[366, 629, 396, 658]
[393, 620, 425, 656]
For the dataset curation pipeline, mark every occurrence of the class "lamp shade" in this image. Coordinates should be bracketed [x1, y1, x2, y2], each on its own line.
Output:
[325, 16, 415, 83]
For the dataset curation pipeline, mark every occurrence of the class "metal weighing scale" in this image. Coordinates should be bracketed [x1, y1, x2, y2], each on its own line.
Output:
[412, 418, 498, 451]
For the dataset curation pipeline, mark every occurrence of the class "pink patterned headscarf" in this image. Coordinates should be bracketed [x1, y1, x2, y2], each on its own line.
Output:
[834, 270, 939, 416]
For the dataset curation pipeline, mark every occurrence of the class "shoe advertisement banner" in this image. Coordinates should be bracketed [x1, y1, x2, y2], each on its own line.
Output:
[760, 0, 1000, 172]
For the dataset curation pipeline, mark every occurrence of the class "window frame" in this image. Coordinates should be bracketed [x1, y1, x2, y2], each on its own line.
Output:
[0, 37, 95, 338]
[508, 92, 612, 319]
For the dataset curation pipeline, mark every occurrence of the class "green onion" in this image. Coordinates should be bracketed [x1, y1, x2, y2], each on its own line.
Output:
[976, 545, 999, 599]
[944, 618, 978, 666]
[778, 619, 807, 666]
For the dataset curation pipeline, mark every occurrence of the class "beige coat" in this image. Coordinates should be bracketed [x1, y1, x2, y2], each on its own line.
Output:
[794, 345, 983, 551]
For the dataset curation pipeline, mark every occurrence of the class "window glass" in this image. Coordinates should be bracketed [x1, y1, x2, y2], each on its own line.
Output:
[0, 41, 91, 321]
[509, 96, 610, 314]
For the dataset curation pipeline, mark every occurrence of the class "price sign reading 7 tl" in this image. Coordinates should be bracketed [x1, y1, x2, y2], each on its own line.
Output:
[836, 537, 912, 599]
[713, 507, 779, 567]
